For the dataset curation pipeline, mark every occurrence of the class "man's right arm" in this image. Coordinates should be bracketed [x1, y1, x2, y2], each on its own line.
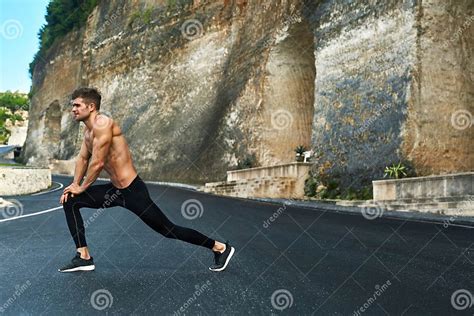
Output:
[73, 141, 91, 185]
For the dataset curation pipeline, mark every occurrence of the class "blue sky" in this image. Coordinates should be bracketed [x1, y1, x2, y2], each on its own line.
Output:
[0, 0, 50, 93]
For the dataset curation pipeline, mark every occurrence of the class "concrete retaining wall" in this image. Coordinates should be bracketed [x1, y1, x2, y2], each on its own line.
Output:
[0, 167, 51, 195]
[227, 162, 312, 194]
[202, 163, 312, 199]
[373, 172, 473, 201]
[203, 176, 296, 199]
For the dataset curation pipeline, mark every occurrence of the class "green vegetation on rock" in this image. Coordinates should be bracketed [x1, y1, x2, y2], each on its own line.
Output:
[0, 91, 28, 144]
[0, 91, 29, 111]
[29, 0, 100, 78]
[304, 169, 373, 200]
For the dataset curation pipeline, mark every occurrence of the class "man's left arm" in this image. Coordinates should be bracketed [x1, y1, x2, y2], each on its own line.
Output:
[80, 123, 113, 190]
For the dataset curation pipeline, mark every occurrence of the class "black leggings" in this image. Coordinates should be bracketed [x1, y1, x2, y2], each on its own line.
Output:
[62, 175, 215, 250]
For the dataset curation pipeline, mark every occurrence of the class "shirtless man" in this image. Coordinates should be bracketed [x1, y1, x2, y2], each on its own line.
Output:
[58, 87, 234, 272]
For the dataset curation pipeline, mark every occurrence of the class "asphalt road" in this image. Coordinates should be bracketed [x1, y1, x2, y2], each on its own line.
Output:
[0, 175, 472, 315]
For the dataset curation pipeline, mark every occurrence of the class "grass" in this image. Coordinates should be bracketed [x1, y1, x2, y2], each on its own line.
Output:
[0, 163, 27, 167]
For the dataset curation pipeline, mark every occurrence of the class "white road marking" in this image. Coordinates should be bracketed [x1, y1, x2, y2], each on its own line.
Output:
[0, 206, 63, 223]
[31, 181, 64, 196]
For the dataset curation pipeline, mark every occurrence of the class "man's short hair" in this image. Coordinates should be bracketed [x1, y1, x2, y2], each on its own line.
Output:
[71, 87, 101, 111]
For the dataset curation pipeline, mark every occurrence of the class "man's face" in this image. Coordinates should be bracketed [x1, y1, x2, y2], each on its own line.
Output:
[71, 97, 95, 121]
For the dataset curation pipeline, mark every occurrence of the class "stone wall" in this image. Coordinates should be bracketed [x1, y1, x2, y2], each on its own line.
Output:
[305, 0, 473, 189]
[0, 167, 51, 195]
[402, 0, 474, 175]
[23, 29, 83, 167]
[307, 0, 416, 189]
[372, 172, 474, 200]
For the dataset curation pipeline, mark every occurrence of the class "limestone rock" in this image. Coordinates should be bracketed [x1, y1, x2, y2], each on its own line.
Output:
[21, 0, 473, 188]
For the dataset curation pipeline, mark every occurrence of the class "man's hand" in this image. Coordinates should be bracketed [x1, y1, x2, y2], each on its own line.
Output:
[60, 183, 86, 204]
[60, 192, 70, 204]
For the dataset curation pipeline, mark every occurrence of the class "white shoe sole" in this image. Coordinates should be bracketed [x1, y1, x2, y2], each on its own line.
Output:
[58, 264, 95, 273]
[209, 246, 235, 272]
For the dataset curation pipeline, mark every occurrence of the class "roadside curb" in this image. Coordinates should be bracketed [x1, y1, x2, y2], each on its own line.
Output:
[248, 197, 474, 227]
[51, 174, 198, 191]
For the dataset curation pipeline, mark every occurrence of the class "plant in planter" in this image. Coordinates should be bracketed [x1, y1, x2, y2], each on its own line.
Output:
[294, 145, 307, 162]
[383, 162, 408, 179]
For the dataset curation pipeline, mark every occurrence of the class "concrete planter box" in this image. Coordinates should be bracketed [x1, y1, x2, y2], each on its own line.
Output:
[0, 167, 51, 195]
[373, 172, 473, 201]
[227, 162, 312, 195]
[202, 163, 312, 199]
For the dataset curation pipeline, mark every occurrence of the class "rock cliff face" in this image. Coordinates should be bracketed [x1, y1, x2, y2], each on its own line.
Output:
[22, 0, 473, 188]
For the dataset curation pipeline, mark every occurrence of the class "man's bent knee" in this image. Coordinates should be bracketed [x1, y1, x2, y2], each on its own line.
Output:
[63, 197, 81, 210]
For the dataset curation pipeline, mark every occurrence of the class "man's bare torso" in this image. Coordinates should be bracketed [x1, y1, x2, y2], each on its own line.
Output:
[84, 119, 137, 189]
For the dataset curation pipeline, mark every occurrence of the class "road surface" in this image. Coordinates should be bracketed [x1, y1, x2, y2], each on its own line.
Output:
[0, 175, 472, 315]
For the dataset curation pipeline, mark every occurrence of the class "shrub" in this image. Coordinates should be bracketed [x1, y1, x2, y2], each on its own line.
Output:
[383, 162, 409, 179]
[128, 6, 155, 28]
[127, 11, 141, 27]
[236, 154, 257, 170]
[143, 8, 153, 24]
[294, 145, 307, 155]
[0, 91, 29, 111]
[304, 168, 373, 200]
[0, 107, 26, 144]
[304, 170, 318, 197]
[29, 0, 100, 78]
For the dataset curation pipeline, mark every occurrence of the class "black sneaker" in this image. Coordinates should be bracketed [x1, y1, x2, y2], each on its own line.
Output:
[58, 252, 95, 273]
[209, 241, 235, 272]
